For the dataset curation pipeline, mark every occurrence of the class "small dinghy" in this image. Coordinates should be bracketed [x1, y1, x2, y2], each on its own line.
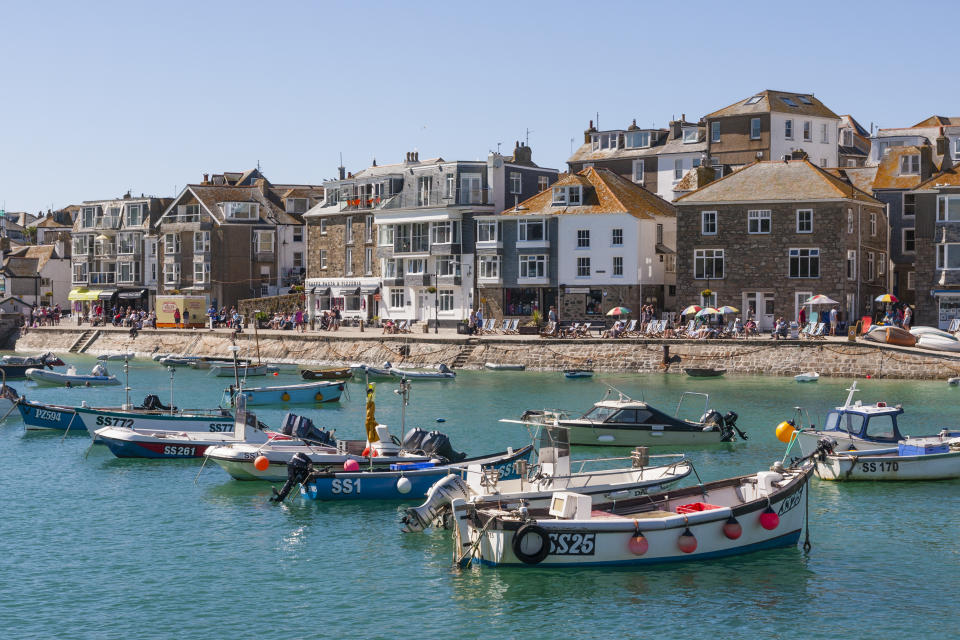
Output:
[390, 364, 456, 380]
[301, 367, 353, 380]
[229, 380, 344, 406]
[684, 368, 726, 378]
[916, 334, 960, 352]
[564, 369, 594, 379]
[211, 364, 269, 377]
[485, 362, 526, 371]
[352, 362, 395, 380]
[26, 363, 120, 387]
[862, 325, 916, 347]
[795, 372, 819, 382]
[813, 434, 960, 481]
[909, 326, 958, 341]
[97, 352, 135, 361]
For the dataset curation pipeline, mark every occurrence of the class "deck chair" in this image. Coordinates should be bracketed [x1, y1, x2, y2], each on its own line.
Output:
[498, 319, 510, 333]
[799, 322, 814, 339]
[683, 320, 695, 337]
[949, 318, 960, 333]
[623, 319, 638, 336]
[508, 319, 520, 334]
[812, 322, 826, 339]
[539, 321, 559, 338]
[860, 316, 872, 335]
[576, 322, 592, 337]
[396, 319, 409, 333]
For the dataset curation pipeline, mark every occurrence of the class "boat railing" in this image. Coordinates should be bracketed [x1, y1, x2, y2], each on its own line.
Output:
[571, 453, 687, 474]
[675, 392, 710, 419]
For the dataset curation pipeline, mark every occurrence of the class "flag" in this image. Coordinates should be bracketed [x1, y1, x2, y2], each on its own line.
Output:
[364, 383, 379, 444]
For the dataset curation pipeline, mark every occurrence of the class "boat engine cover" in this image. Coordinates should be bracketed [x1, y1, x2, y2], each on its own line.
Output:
[419, 431, 466, 462]
[402, 427, 430, 452]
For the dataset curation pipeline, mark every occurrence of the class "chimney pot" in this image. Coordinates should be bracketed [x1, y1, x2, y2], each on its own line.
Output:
[203, 173, 209, 184]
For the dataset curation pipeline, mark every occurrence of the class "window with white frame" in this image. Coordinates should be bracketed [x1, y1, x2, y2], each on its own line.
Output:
[476, 220, 498, 242]
[625, 131, 650, 148]
[125, 203, 144, 226]
[164, 233, 180, 254]
[632, 159, 645, 183]
[674, 158, 684, 180]
[72, 262, 88, 283]
[478, 255, 500, 279]
[785, 119, 793, 139]
[117, 232, 137, 255]
[518, 254, 546, 279]
[319, 219, 327, 235]
[878, 252, 886, 275]
[682, 127, 698, 143]
[537, 175, 549, 192]
[72, 235, 93, 255]
[164, 262, 180, 285]
[701, 211, 717, 235]
[842, 129, 853, 146]
[656, 223, 663, 244]
[405, 258, 424, 274]
[378, 224, 394, 246]
[821, 123, 829, 143]
[612, 256, 623, 276]
[438, 289, 454, 312]
[848, 209, 854, 234]
[193, 262, 210, 284]
[118, 261, 141, 283]
[417, 176, 433, 206]
[293, 226, 303, 242]
[510, 172, 522, 194]
[612, 228, 623, 246]
[710, 122, 720, 142]
[365, 215, 373, 242]
[750, 118, 761, 140]
[870, 212, 877, 236]
[193, 231, 210, 253]
[903, 193, 916, 217]
[576, 256, 591, 277]
[797, 209, 813, 233]
[364, 248, 372, 275]
[345, 217, 353, 244]
[748, 210, 771, 234]
[319, 249, 327, 269]
[345, 248, 353, 275]
[382, 258, 400, 278]
[431, 221, 453, 245]
[518, 219, 545, 242]
[954, 138, 960, 159]
[436, 255, 460, 277]
[903, 228, 915, 253]
[867, 251, 875, 280]
[937, 243, 960, 270]
[899, 154, 920, 175]
[694, 249, 724, 279]
[803, 121, 811, 141]
[576, 229, 590, 248]
[81, 207, 95, 228]
[847, 250, 857, 280]
[593, 132, 619, 150]
[254, 230, 274, 253]
[293, 251, 303, 268]
[937, 195, 960, 221]
[789, 248, 820, 278]
[390, 289, 405, 308]
[223, 202, 258, 220]
[552, 186, 582, 206]
[286, 198, 308, 214]
[907, 271, 916, 290]
[710, 158, 723, 179]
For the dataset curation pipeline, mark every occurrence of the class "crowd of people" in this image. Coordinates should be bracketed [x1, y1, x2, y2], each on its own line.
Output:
[26, 305, 62, 327]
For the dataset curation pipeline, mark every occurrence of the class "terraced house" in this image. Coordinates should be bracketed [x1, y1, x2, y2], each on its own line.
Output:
[156, 170, 322, 309]
[675, 157, 887, 330]
[567, 119, 669, 195]
[69, 193, 171, 314]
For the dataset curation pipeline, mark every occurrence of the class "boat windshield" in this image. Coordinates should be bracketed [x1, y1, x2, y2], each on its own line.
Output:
[864, 414, 898, 441]
[825, 410, 865, 436]
[583, 406, 618, 422]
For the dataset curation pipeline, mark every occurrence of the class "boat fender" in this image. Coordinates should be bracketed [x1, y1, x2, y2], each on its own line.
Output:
[677, 527, 697, 553]
[759, 505, 779, 530]
[396, 477, 412, 494]
[512, 523, 550, 565]
[722, 516, 742, 540]
[628, 525, 649, 556]
[314, 392, 324, 402]
[282, 392, 291, 402]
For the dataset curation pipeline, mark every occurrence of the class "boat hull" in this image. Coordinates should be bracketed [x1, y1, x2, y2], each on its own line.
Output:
[236, 381, 344, 406]
[815, 450, 960, 481]
[684, 368, 725, 377]
[389, 369, 456, 380]
[796, 430, 900, 456]
[98, 432, 216, 459]
[485, 363, 526, 371]
[916, 334, 960, 352]
[18, 401, 83, 431]
[564, 422, 727, 447]
[73, 407, 235, 436]
[25, 369, 120, 386]
[211, 365, 268, 377]
[205, 444, 428, 481]
[300, 368, 353, 380]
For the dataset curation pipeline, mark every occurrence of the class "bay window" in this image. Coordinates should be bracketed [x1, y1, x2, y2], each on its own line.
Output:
[478, 255, 500, 279]
[937, 243, 960, 270]
[477, 220, 498, 243]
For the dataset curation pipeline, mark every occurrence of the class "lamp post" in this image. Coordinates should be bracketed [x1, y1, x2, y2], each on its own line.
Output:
[432, 273, 438, 334]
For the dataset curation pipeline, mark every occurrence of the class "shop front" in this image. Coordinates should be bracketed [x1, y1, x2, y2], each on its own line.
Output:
[934, 290, 960, 329]
[67, 288, 103, 323]
[117, 288, 149, 310]
[305, 277, 381, 323]
[502, 287, 556, 317]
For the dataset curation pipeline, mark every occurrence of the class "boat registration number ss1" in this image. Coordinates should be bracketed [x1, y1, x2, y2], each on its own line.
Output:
[95, 416, 134, 428]
[548, 532, 596, 556]
[860, 461, 899, 473]
[162, 446, 196, 456]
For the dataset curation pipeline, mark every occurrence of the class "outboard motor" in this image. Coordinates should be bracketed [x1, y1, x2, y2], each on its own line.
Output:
[724, 411, 747, 440]
[700, 410, 724, 429]
[400, 475, 471, 533]
[270, 452, 313, 503]
[280, 413, 335, 446]
[438, 363, 453, 374]
[402, 427, 430, 452]
[419, 430, 466, 462]
[140, 394, 173, 411]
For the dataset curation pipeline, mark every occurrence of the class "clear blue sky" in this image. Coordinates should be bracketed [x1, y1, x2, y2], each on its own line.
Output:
[2, 0, 957, 213]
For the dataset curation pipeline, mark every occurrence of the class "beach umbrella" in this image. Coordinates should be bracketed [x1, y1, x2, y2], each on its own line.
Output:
[681, 305, 702, 316]
[696, 307, 720, 317]
[875, 294, 898, 303]
[606, 306, 631, 316]
[717, 305, 739, 314]
[804, 294, 839, 305]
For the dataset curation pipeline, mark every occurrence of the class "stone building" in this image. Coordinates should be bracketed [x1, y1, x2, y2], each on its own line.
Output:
[675, 158, 888, 329]
[911, 162, 960, 328]
[477, 166, 677, 323]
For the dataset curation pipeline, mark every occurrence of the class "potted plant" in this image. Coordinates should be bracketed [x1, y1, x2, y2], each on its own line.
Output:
[517, 310, 543, 335]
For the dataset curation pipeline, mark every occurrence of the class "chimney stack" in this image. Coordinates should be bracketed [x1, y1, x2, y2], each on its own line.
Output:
[338, 166, 346, 180]
[584, 119, 597, 144]
[203, 173, 209, 184]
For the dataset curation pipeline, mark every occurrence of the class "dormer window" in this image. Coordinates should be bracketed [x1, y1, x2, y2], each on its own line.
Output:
[780, 96, 798, 107]
[899, 155, 920, 175]
[552, 186, 583, 206]
[624, 131, 650, 148]
[745, 95, 763, 105]
[682, 128, 698, 143]
[592, 132, 619, 150]
[286, 198, 308, 214]
[223, 202, 259, 220]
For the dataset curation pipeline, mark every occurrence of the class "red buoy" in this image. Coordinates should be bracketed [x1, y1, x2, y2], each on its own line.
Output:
[253, 455, 269, 472]
[628, 531, 649, 556]
[677, 527, 697, 553]
[722, 515, 742, 540]
[759, 506, 780, 530]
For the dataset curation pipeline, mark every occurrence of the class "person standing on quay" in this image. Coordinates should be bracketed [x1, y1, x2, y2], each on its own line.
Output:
[829, 306, 838, 336]
[903, 305, 912, 329]
[173, 306, 181, 329]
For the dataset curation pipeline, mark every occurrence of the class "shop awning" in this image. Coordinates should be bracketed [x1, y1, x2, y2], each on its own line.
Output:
[68, 288, 102, 301]
[118, 289, 147, 300]
[359, 286, 380, 295]
[98, 289, 118, 300]
[655, 243, 675, 254]
[311, 287, 331, 296]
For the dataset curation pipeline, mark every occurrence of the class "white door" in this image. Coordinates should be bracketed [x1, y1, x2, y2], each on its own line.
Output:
[761, 293, 775, 329]
[416, 291, 431, 322]
[795, 291, 813, 324]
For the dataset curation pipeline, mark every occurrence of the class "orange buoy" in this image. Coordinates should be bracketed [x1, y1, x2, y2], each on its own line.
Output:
[281, 392, 291, 402]
[253, 455, 270, 471]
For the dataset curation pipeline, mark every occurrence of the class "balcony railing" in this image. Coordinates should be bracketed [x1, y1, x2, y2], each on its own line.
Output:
[93, 216, 121, 229]
[404, 273, 430, 286]
[90, 272, 116, 284]
[94, 244, 116, 257]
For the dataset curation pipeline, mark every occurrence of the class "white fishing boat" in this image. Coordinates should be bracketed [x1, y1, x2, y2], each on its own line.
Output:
[2, 352, 65, 367]
[519, 387, 746, 447]
[390, 364, 456, 380]
[449, 458, 815, 567]
[485, 363, 526, 371]
[401, 426, 692, 532]
[26, 364, 120, 387]
[814, 436, 960, 481]
[352, 362, 395, 380]
[794, 372, 819, 382]
[563, 369, 594, 379]
[211, 363, 269, 377]
[916, 334, 960, 352]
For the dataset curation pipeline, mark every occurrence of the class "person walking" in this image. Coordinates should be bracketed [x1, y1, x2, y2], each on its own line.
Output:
[829, 306, 838, 336]
[173, 307, 181, 329]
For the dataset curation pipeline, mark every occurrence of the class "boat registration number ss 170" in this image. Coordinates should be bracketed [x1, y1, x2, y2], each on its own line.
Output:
[95, 416, 134, 428]
[861, 461, 899, 473]
[548, 532, 596, 555]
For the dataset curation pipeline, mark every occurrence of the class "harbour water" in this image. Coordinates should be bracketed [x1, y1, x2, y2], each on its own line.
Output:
[1, 355, 957, 639]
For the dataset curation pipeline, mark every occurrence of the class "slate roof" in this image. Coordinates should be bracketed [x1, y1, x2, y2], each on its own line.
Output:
[165, 176, 322, 226]
[499, 167, 675, 219]
[676, 160, 880, 205]
[828, 167, 878, 194]
[706, 90, 839, 120]
[912, 116, 960, 127]
[871, 147, 928, 190]
[36, 216, 72, 228]
[567, 129, 668, 164]
[2, 257, 39, 278]
[914, 164, 960, 191]
[6, 245, 61, 270]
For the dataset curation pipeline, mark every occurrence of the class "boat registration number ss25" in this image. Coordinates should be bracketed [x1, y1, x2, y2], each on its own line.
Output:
[548, 532, 596, 556]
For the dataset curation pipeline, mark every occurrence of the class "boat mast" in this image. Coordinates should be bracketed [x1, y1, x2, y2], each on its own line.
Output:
[842, 381, 859, 409]
[123, 355, 131, 409]
[253, 308, 262, 365]
[167, 366, 175, 415]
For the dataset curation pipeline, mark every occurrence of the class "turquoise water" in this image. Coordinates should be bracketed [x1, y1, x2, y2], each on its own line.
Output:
[2, 356, 958, 639]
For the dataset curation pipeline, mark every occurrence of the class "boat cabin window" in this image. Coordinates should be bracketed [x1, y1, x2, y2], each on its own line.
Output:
[583, 406, 617, 422]
[826, 411, 864, 435]
[608, 409, 637, 423]
[864, 414, 898, 441]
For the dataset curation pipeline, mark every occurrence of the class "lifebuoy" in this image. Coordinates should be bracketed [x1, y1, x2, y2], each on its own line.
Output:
[512, 523, 550, 565]
[281, 392, 291, 401]
[315, 392, 324, 402]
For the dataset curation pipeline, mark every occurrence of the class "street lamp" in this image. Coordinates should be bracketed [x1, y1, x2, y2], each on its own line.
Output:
[430, 273, 438, 334]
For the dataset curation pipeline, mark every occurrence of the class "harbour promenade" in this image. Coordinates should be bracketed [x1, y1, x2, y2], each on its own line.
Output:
[12, 324, 960, 380]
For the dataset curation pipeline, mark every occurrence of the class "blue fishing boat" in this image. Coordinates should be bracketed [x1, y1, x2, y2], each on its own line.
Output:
[229, 380, 344, 406]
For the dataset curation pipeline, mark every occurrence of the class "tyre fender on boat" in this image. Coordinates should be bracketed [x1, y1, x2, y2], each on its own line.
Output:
[512, 522, 550, 565]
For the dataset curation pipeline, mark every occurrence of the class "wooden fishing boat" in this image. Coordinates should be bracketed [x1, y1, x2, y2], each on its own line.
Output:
[485, 362, 526, 371]
[230, 380, 344, 406]
[449, 459, 815, 567]
[862, 325, 916, 347]
[794, 372, 819, 382]
[301, 367, 353, 380]
[683, 368, 726, 378]
[814, 436, 960, 481]
[518, 388, 745, 447]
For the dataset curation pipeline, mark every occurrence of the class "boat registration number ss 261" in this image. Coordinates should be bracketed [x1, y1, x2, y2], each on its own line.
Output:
[162, 446, 196, 456]
[548, 532, 596, 555]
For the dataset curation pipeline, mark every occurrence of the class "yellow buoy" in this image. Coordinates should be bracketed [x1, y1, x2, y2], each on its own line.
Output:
[281, 392, 291, 402]
[315, 392, 324, 402]
[775, 421, 796, 443]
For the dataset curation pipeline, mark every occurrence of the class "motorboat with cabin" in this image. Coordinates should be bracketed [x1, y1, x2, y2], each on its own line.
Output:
[520, 388, 745, 447]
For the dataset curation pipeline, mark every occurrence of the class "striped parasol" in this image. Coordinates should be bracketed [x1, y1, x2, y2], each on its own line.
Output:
[681, 305, 702, 316]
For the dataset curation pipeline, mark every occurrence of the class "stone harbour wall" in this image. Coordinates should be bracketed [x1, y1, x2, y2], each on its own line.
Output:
[13, 327, 960, 380]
